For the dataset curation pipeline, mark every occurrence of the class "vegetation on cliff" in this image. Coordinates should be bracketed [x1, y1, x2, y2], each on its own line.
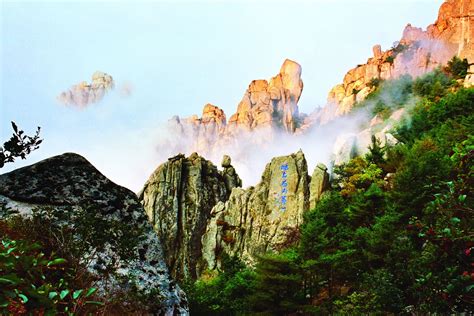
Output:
[185, 71, 474, 314]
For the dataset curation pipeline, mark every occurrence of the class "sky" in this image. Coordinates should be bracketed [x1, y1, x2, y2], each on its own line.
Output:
[1, 0, 444, 191]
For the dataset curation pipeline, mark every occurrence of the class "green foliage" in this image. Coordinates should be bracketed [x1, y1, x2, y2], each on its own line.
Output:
[353, 74, 413, 118]
[367, 77, 381, 89]
[395, 88, 474, 145]
[366, 135, 386, 166]
[0, 204, 151, 314]
[186, 77, 474, 314]
[392, 138, 452, 217]
[445, 56, 470, 79]
[250, 251, 305, 315]
[385, 55, 395, 64]
[391, 42, 409, 54]
[0, 122, 42, 168]
[412, 68, 453, 101]
[334, 156, 384, 197]
[0, 238, 100, 315]
[184, 254, 256, 315]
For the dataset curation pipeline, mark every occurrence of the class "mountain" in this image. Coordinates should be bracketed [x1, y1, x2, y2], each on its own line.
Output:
[162, 59, 306, 160]
[159, 0, 473, 171]
[140, 150, 330, 281]
[0, 153, 188, 315]
[318, 0, 474, 121]
[139, 0, 474, 283]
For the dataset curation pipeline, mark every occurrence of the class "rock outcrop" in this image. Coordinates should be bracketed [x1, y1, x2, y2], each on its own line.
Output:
[309, 163, 330, 209]
[156, 2, 474, 178]
[57, 71, 114, 108]
[162, 59, 304, 161]
[331, 109, 406, 165]
[0, 153, 188, 315]
[139, 153, 242, 281]
[319, 0, 474, 121]
[141, 151, 330, 280]
[201, 150, 311, 268]
[228, 59, 303, 133]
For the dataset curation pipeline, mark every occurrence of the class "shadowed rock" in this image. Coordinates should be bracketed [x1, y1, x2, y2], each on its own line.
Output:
[0, 153, 188, 315]
[139, 153, 241, 281]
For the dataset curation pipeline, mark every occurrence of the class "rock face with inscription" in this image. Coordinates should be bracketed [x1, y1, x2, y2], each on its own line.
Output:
[141, 151, 330, 280]
[201, 150, 311, 269]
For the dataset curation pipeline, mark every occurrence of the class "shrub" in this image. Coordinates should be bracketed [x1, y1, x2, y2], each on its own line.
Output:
[413, 69, 453, 101]
[0, 236, 100, 315]
[445, 56, 470, 79]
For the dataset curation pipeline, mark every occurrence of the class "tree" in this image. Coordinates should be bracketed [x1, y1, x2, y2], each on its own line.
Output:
[1, 122, 42, 168]
[249, 252, 304, 315]
[366, 135, 386, 166]
[445, 56, 470, 79]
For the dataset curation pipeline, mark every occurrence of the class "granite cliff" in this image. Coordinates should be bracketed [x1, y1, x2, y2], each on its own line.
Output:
[165, 59, 305, 160]
[140, 151, 329, 281]
[158, 0, 474, 176]
[139, 153, 242, 281]
[318, 0, 474, 120]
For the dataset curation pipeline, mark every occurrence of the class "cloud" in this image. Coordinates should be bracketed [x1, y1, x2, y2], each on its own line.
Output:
[57, 71, 115, 108]
[119, 82, 133, 97]
[150, 110, 369, 188]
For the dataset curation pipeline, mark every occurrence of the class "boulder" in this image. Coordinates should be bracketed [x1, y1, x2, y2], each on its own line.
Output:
[221, 155, 242, 193]
[0, 153, 188, 315]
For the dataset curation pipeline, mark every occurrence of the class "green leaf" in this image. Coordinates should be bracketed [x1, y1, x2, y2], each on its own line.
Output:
[85, 300, 105, 306]
[48, 292, 58, 300]
[59, 289, 69, 300]
[450, 217, 461, 224]
[0, 274, 21, 285]
[442, 228, 451, 235]
[446, 284, 455, 293]
[466, 284, 474, 292]
[85, 287, 97, 298]
[458, 195, 466, 202]
[47, 258, 67, 266]
[18, 294, 28, 303]
[73, 289, 83, 299]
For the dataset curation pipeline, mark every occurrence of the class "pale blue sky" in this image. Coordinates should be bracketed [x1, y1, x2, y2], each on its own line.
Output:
[1, 0, 443, 190]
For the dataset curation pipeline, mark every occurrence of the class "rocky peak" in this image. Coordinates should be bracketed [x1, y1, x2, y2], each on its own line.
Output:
[202, 150, 311, 269]
[162, 59, 305, 161]
[139, 153, 242, 281]
[140, 150, 330, 280]
[309, 163, 330, 210]
[0, 153, 188, 314]
[221, 155, 242, 193]
[201, 103, 227, 132]
[228, 59, 303, 133]
[427, 0, 474, 61]
[319, 0, 473, 121]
